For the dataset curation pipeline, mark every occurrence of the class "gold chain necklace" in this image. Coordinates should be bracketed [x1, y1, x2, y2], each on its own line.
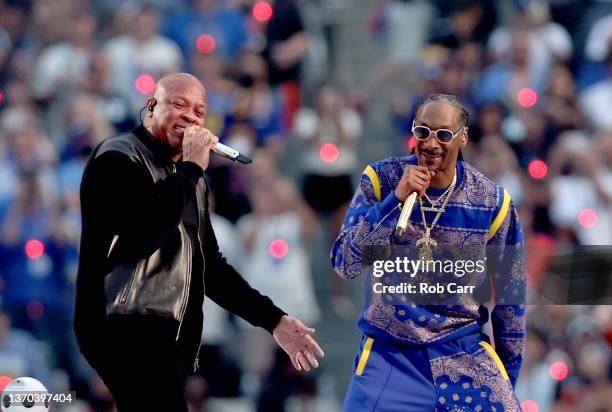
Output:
[416, 171, 457, 260]
[422, 182, 454, 211]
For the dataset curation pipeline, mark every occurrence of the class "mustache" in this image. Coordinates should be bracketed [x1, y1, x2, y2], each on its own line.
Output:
[419, 148, 444, 156]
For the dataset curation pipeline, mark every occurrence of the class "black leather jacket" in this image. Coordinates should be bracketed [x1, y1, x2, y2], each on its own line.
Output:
[101, 132, 206, 322]
[74, 126, 285, 357]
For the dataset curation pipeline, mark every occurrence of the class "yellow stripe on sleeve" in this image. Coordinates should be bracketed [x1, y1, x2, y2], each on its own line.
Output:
[363, 165, 382, 202]
[355, 337, 374, 376]
[479, 341, 510, 381]
[488, 188, 511, 240]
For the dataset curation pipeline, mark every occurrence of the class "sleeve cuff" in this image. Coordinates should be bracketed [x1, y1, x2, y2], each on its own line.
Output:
[261, 306, 287, 334]
[176, 161, 203, 186]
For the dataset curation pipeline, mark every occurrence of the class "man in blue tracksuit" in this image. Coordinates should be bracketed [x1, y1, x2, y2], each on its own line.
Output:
[331, 94, 526, 411]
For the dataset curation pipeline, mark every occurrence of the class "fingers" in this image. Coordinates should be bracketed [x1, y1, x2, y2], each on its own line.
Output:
[290, 353, 302, 371]
[303, 347, 319, 368]
[304, 334, 325, 358]
[296, 352, 310, 371]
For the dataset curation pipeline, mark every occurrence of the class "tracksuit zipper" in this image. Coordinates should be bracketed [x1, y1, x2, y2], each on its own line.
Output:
[357, 202, 402, 246]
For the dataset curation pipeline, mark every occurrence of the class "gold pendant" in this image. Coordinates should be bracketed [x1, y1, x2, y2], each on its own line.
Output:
[416, 230, 437, 261]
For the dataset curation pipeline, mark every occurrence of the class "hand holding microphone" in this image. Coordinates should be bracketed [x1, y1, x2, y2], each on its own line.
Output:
[182, 126, 252, 170]
[395, 166, 435, 236]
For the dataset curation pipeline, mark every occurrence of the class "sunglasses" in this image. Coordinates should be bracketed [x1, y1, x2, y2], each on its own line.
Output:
[411, 120, 464, 144]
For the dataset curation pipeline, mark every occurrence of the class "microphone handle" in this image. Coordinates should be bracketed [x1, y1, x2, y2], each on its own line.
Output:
[396, 192, 417, 237]
[211, 142, 252, 164]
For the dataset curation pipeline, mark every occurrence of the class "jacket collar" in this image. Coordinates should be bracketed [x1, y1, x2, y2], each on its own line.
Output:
[133, 124, 179, 163]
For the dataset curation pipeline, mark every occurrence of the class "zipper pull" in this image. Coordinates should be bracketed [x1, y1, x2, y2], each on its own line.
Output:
[193, 357, 199, 372]
[172, 163, 177, 173]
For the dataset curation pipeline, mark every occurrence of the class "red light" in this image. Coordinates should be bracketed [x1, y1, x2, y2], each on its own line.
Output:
[0, 90, 4, 104]
[25, 239, 45, 259]
[135, 74, 155, 94]
[528, 159, 548, 179]
[253, 1, 273, 22]
[549, 361, 569, 381]
[268, 239, 289, 259]
[407, 135, 416, 151]
[517, 88, 538, 108]
[196, 34, 216, 54]
[26, 301, 44, 320]
[521, 400, 539, 412]
[578, 209, 598, 229]
[320, 143, 340, 164]
[0, 376, 12, 392]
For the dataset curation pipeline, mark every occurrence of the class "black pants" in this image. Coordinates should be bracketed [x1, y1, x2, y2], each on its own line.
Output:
[85, 315, 189, 412]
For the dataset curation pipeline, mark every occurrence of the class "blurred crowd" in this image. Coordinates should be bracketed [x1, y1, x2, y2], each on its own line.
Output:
[0, 0, 611, 411]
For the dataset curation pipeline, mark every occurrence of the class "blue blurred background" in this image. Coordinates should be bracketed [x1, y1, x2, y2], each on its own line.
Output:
[0, 0, 611, 411]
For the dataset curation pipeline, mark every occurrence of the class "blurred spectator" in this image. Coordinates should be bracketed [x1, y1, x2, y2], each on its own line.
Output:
[548, 132, 612, 245]
[293, 84, 361, 314]
[60, 93, 114, 160]
[206, 135, 254, 223]
[0, 310, 51, 384]
[190, 52, 236, 136]
[579, 53, 612, 131]
[543, 64, 587, 135]
[256, 347, 317, 412]
[585, 12, 612, 63]
[261, 0, 309, 126]
[237, 167, 320, 411]
[488, 0, 572, 81]
[197, 192, 243, 399]
[164, 0, 247, 60]
[361, 0, 434, 101]
[515, 328, 557, 412]
[238, 174, 320, 326]
[571, 341, 612, 411]
[31, 10, 97, 102]
[476, 30, 548, 106]
[294, 84, 361, 223]
[0, 108, 58, 221]
[473, 133, 528, 206]
[430, 0, 497, 49]
[227, 51, 285, 147]
[103, 4, 183, 109]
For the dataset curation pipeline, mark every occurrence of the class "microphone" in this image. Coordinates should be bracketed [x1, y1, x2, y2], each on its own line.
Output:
[395, 192, 417, 237]
[211, 142, 252, 164]
[395, 166, 435, 236]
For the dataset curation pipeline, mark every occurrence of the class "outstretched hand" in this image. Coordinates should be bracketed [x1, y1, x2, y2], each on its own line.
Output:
[273, 315, 325, 372]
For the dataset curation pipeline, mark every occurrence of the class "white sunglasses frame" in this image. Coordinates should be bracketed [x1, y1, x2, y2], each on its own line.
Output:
[411, 120, 465, 145]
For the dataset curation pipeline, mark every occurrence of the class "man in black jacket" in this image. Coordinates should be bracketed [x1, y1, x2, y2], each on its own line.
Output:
[74, 73, 324, 411]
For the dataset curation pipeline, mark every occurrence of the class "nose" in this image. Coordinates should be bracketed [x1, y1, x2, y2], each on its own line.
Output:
[421, 132, 441, 151]
[181, 109, 198, 125]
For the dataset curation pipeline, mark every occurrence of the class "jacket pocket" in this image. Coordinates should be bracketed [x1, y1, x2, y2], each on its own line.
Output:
[355, 337, 374, 376]
[479, 341, 510, 381]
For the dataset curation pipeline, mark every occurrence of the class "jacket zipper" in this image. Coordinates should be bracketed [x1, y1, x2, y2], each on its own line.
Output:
[172, 162, 204, 372]
[175, 225, 192, 341]
[174, 160, 190, 341]
[357, 202, 402, 246]
[191, 188, 205, 372]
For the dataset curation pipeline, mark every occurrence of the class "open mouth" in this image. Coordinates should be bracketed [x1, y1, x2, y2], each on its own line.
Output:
[173, 126, 186, 136]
